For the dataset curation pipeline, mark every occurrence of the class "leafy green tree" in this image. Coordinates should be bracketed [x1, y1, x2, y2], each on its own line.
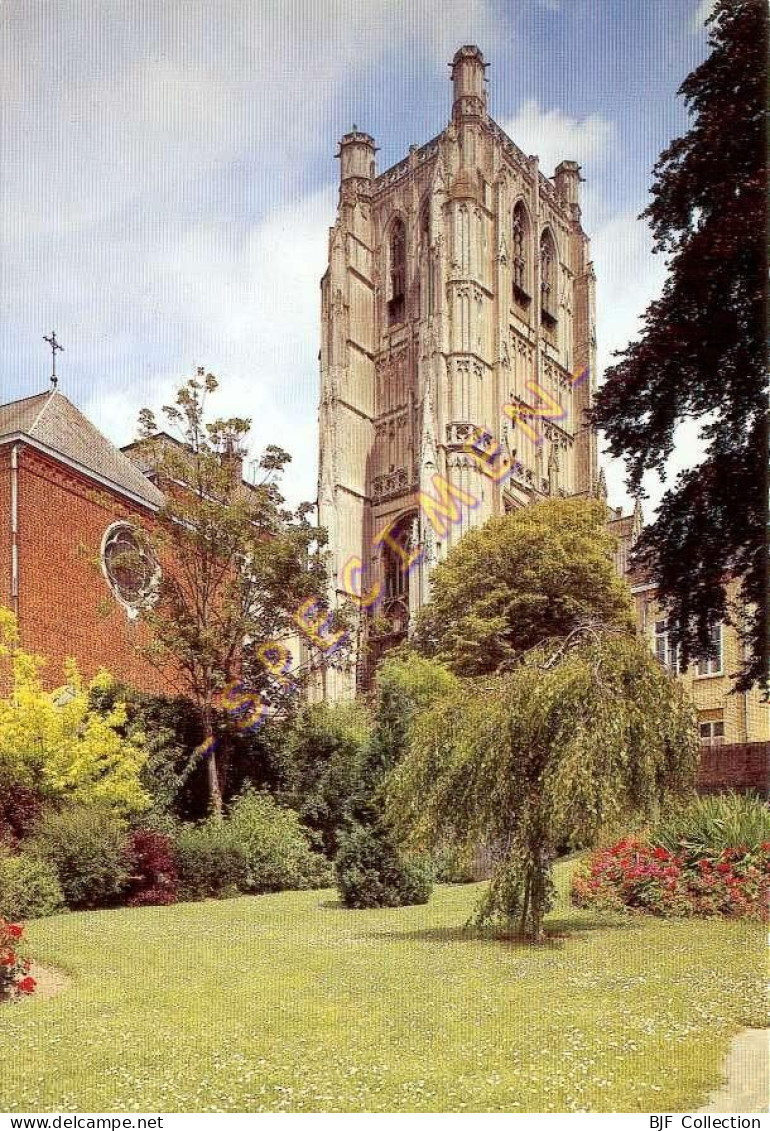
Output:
[277, 702, 371, 856]
[387, 629, 698, 941]
[592, 0, 768, 690]
[134, 372, 336, 815]
[412, 499, 634, 676]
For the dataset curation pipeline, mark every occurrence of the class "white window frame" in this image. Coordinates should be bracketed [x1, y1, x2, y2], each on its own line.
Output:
[695, 622, 723, 678]
[699, 719, 725, 746]
[654, 618, 680, 674]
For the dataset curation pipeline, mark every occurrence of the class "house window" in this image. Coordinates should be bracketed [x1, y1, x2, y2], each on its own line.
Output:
[654, 619, 680, 673]
[101, 522, 157, 610]
[696, 623, 723, 676]
[388, 218, 406, 325]
[699, 719, 725, 746]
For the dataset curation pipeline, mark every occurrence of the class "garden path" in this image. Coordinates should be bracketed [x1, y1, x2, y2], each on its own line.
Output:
[697, 1029, 769, 1113]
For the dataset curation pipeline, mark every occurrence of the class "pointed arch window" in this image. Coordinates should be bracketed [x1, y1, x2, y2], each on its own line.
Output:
[383, 514, 413, 601]
[512, 201, 531, 307]
[540, 228, 557, 327]
[388, 218, 406, 325]
[419, 202, 434, 317]
[378, 512, 417, 641]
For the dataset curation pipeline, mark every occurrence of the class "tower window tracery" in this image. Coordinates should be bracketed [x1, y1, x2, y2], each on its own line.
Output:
[512, 201, 531, 307]
[388, 218, 406, 325]
[540, 228, 557, 327]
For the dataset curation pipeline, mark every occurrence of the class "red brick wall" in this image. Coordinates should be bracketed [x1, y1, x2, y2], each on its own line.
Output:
[0, 452, 12, 618]
[0, 443, 170, 694]
[697, 742, 770, 796]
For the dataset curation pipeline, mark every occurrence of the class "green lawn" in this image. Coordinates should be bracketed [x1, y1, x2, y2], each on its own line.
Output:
[1, 864, 766, 1113]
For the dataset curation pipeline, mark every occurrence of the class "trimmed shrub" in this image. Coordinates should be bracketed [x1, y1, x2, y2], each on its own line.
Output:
[571, 835, 770, 921]
[0, 850, 64, 920]
[653, 792, 770, 861]
[227, 791, 332, 893]
[30, 806, 130, 909]
[125, 830, 178, 907]
[335, 823, 433, 909]
[174, 820, 249, 901]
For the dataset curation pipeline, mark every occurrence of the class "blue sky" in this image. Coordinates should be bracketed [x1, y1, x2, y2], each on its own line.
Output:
[0, 0, 714, 511]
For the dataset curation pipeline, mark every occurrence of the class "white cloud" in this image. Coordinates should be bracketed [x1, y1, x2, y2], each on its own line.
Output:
[1, 0, 504, 509]
[591, 210, 666, 379]
[500, 100, 615, 178]
[692, 0, 716, 31]
[80, 184, 336, 509]
[590, 210, 710, 514]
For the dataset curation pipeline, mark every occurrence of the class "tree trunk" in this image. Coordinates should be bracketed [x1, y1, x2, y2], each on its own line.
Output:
[529, 843, 547, 943]
[202, 700, 223, 819]
[207, 747, 223, 819]
[519, 872, 531, 936]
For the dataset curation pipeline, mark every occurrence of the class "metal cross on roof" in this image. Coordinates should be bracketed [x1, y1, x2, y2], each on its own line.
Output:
[43, 331, 64, 388]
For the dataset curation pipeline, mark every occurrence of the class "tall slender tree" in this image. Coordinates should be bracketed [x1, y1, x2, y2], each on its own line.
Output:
[592, 0, 768, 690]
[133, 372, 336, 814]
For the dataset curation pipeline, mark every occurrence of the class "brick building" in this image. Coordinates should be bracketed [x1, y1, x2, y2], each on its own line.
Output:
[631, 574, 769, 791]
[0, 387, 166, 691]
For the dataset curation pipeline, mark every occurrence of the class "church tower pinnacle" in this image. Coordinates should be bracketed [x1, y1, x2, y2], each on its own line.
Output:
[318, 45, 599, 697]
[450, 44, 488, 121]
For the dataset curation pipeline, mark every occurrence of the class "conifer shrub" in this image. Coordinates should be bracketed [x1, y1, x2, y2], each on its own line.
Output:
[335, 823, 433, 909]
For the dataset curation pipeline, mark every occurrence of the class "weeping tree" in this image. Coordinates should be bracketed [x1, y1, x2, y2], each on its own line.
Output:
[386, 629, 698, 941]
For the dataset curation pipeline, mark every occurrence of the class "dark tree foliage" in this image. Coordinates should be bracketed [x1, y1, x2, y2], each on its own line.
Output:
[88, 682, 291, 821]
[592, 0, 769, 690]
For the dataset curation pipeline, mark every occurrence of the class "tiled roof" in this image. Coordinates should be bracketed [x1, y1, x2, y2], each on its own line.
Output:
[0, 390, 163, 508]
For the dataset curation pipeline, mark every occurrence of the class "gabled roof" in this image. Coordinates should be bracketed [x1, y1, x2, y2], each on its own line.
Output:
[0, 389, 164, 509]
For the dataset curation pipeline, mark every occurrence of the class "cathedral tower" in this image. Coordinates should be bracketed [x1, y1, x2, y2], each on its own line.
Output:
[318, 47, 599, 696]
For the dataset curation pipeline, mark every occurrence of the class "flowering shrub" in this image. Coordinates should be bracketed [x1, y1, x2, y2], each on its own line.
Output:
[571, 836, 770, 921]
[0, 919, 35, 1001]
[126, 830, 178, 907]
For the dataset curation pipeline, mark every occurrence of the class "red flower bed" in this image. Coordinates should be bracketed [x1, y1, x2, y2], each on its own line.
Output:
[571, 836, 770, 921]
[0, 920, 36, 1001]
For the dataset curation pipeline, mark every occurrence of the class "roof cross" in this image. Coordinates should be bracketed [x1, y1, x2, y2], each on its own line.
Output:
[43, 331, 64, 388]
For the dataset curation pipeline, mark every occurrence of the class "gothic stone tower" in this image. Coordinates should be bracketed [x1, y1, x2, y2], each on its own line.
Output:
[318, 46, 599, 697]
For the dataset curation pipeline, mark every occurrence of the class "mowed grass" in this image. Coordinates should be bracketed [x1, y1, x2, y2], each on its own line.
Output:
[0, 864, 766, 1113]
